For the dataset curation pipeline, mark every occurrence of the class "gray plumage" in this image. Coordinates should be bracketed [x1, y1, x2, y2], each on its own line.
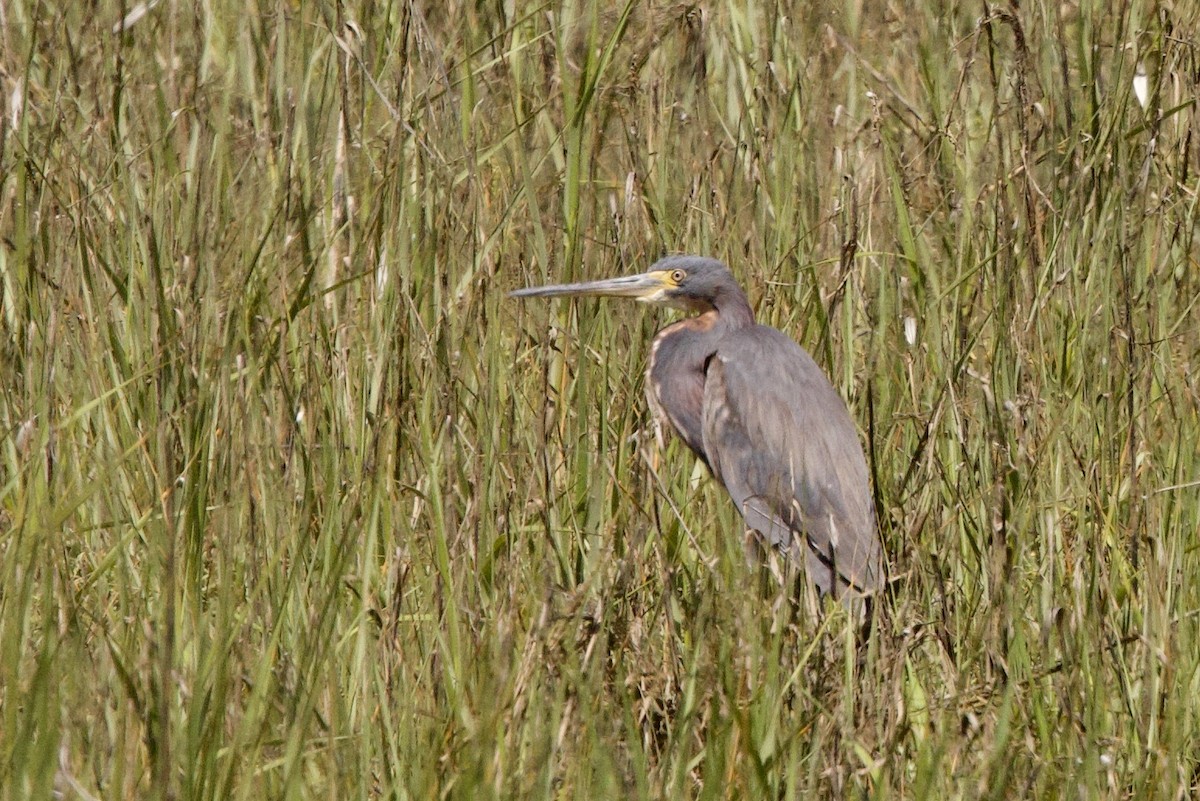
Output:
[512, 255, 883, 600]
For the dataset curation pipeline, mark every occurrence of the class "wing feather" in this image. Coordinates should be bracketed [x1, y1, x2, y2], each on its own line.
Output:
[702, 326, 882, 595]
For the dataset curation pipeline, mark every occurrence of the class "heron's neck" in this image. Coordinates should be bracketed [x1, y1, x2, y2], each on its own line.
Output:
[714, 290, 755, 330]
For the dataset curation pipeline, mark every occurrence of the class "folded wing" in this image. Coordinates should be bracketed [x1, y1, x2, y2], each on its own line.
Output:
[701, 326, 882, 596]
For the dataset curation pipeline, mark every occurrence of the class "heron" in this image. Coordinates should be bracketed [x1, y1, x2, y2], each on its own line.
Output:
[511, 255, 883, 601]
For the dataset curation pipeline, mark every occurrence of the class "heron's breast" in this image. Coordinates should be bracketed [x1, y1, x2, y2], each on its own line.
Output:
[644, 314, 719, 459]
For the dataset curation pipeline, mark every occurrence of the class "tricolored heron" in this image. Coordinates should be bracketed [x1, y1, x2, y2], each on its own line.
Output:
[511, 255, 883, 600]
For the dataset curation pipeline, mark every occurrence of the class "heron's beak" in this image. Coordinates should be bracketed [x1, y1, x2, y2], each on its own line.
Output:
[509, 271, 673, 304]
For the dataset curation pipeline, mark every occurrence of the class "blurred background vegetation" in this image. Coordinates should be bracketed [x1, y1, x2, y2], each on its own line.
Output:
[2, 0, 1199, 798]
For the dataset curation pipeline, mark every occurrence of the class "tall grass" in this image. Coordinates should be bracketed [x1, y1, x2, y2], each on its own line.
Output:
[1, 1, 1199, 798]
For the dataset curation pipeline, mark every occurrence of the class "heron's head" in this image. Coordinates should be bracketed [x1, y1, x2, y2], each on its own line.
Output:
[509, 255, 740, 313]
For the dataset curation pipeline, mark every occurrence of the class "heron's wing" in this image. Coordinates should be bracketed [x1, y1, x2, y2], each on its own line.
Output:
[701, 326, 882, 595]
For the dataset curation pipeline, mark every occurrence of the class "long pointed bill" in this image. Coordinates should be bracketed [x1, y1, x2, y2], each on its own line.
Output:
[509, 271, 672, 303]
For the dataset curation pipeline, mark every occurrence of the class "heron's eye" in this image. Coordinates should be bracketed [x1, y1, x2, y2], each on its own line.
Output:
[670, 269, 686, 284]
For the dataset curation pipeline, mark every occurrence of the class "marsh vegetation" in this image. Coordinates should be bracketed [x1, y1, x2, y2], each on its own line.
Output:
[2, 1, 1199, 798]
